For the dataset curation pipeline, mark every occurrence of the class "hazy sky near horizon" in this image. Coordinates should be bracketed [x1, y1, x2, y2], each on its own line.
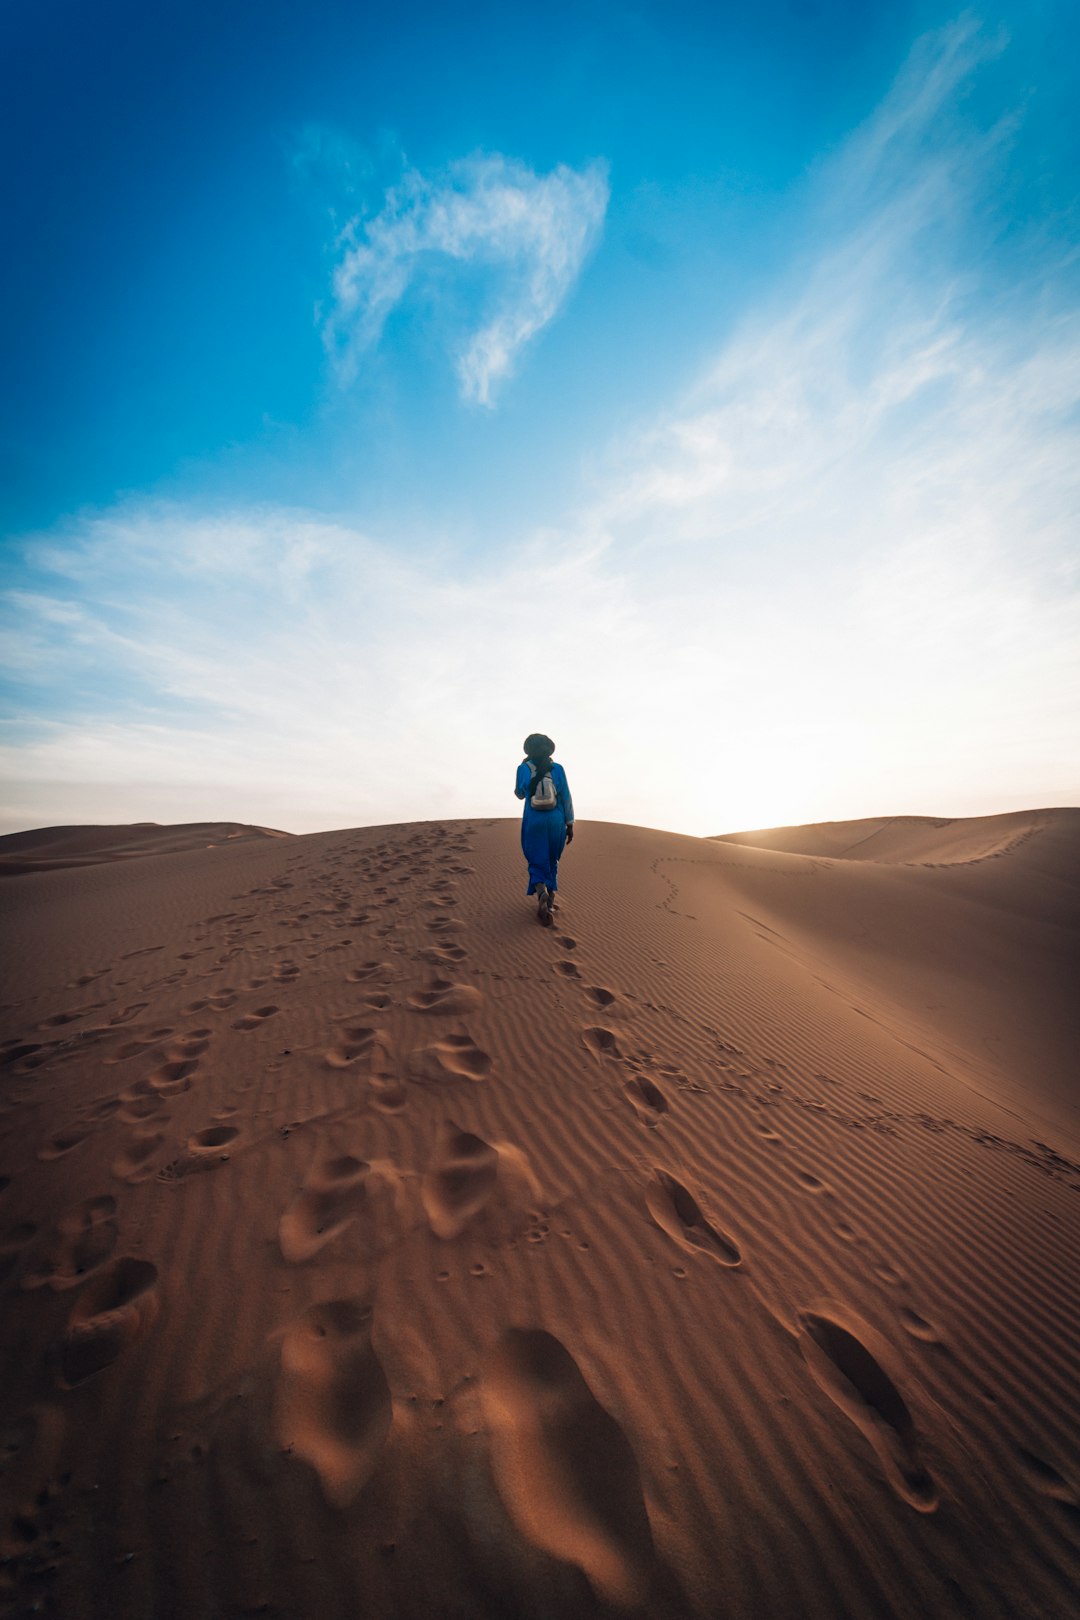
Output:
[2, 1, 1078, 838]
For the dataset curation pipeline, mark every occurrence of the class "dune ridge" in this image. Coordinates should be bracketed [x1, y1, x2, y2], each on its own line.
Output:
[713, 805, 1071, 867]
[0, 821, 290, 876]
[0, 809, 1077, 1618]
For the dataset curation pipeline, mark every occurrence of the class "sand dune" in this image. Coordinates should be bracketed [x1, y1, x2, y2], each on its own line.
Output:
[0, 821, 290, 876]
[713, 808, 1080, 1135]
[713, 807, 1065, 865]
[0, 809, 1078, 1618]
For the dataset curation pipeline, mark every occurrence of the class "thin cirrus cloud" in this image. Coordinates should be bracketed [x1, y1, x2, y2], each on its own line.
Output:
[321, 151, 610, 404]
[1, 17, 1078, 837]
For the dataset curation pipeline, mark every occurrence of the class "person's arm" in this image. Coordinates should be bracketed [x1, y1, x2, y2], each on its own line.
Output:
[560, 768, 575, 836]
[514, 761, 528, 801]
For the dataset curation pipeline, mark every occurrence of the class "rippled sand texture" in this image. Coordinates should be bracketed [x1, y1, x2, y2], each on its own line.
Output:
[0, 807, 1077, 1618]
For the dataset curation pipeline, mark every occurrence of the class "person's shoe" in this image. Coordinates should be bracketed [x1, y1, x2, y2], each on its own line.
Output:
[536, 884, 552, 925]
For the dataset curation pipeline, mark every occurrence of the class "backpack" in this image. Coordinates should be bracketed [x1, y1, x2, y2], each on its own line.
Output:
[529, 762, 558, 811]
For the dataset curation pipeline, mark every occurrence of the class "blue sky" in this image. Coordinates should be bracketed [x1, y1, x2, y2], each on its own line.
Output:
[1, 1, 1078, 835]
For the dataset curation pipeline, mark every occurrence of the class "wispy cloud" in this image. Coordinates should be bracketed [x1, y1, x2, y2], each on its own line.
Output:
[589, 15, 1078, 570]
[2, 17, 1078, 837]
[322, 152, 609, 403]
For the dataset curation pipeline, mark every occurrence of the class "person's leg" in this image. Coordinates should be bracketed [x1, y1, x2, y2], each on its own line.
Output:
[522, 815, 549, 895]
[539, 847, 560, 920]
[545, 816, 568, 893]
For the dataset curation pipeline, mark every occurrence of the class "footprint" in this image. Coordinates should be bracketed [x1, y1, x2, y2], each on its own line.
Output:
[188, 1125, 239, 1153]
[61, 1258, 160, 1385]
[105, 1034, 165, 1066]
[897, 1308, 940, 1343]
[109, 1003, 149, 1026]
[119, 1078, 167, 1121]
[325, 1025, 379, 1069]
[157, 1136, 234, 1179]
[874, 1262, 905, 1287]
[796, 1308, 937, 1511]
[623, 1075, 669, 1127]
[149, 1059, 198, 1096]
[22, 1196, 119, 1290]
[369, 1069, 408, 1114]
[1, 1040, 44, 1069]
[37, 1125, 92, 1162]
[582, 1026, 620, 1060]
[231, 1005, 278, 1032]
[418, 944, 468, 965]
[794, 1170, 827, 1193]
[356, 990, 393, 1011]
[406, 979, 483, 1016]
[421, 1122, 499, 1239]
[279, 1156, 369, 1263]
[410, 1032, 492, 1082]
[274, 1300, 391, 1508]
[111, 1131, 166, 1184]
[173, 1029, 211, 1056]
[1013, 1447, 1079, 1509]
[39, 1004, 103, 1028]
[645, 1170, 741, 1266]
[481, 1329, 654, 1606]
[556, 936, 577, 951]
[584, 987, 617, 1008]
[346, 961, 393, 984]
[553, 961, 581, 979]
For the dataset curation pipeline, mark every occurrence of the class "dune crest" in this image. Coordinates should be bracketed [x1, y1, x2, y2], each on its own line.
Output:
[0, 820, 290, 874]
[713, 805, 1074, 867]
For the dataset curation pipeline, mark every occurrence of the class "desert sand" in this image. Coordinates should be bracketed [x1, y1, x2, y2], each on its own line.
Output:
[0, 823, 288, 877]
[0, 808, 1078, 1619]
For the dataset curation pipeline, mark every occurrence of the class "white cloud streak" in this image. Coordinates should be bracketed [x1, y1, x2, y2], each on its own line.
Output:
[323, 152, 609, 403]
[3, 18, 1079, 837]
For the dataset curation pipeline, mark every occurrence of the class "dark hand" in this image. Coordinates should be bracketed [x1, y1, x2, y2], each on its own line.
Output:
[565, 824, 575, 843]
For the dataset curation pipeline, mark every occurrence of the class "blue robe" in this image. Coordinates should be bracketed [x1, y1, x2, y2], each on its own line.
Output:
[515, 760, 574, 894]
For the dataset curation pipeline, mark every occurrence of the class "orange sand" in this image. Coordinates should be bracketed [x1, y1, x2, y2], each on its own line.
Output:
[0, 809, 1077, 1618]
[0, 823, 288, 876]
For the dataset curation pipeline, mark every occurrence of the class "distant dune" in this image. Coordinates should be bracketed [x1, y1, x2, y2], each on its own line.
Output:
[0, 808, 1077, 1618]
[0, 821, 292, 875]
[713, 806, 1076, 866]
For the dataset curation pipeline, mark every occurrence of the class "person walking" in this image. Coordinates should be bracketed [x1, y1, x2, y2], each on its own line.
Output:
[514, 733, 574, 926]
